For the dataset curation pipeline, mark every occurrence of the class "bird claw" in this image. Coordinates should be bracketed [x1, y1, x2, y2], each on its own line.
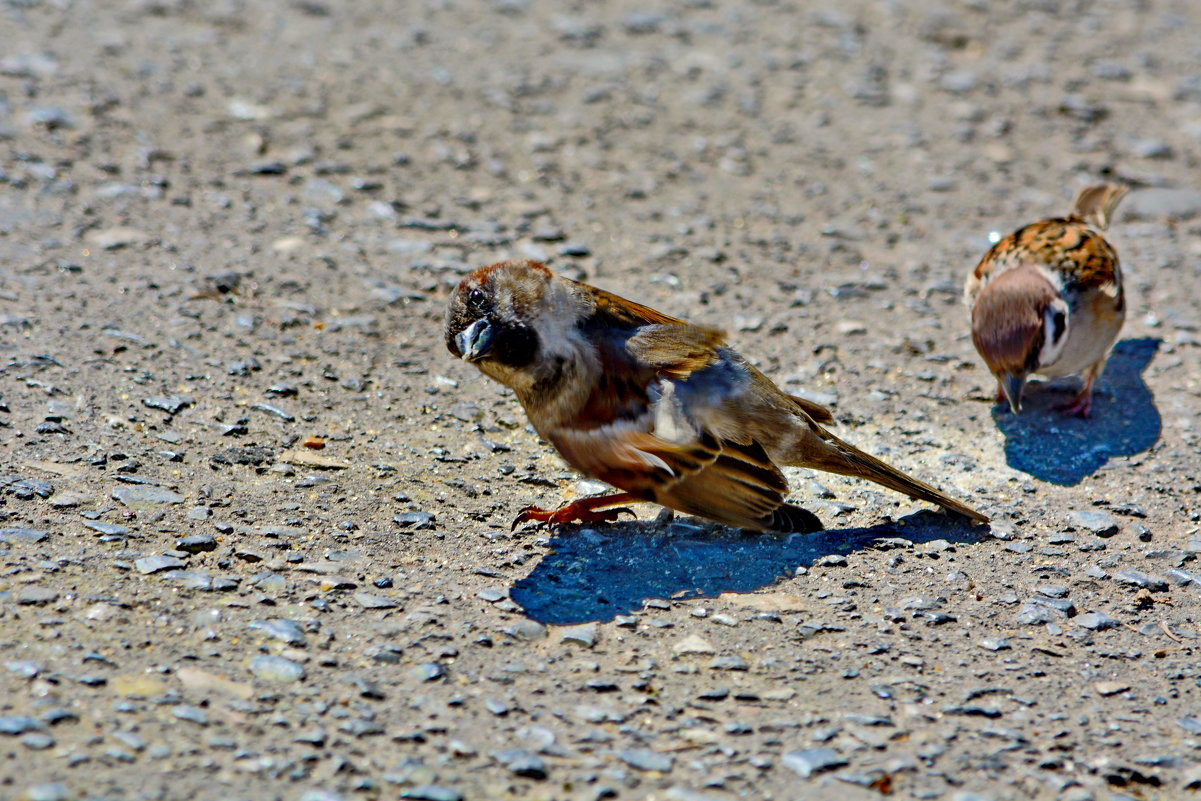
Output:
[1053, 393, 1092, 418]
[512, 502, 636, 531]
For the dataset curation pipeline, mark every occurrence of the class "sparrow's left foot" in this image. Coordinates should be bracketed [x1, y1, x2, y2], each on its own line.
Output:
[512, 493, 638, 530]
[1053, 392, 1093, 418]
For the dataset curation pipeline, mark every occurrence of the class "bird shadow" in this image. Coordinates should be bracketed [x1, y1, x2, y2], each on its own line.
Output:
[510, 511, 984, 625]
[991, 338, 1161, 486]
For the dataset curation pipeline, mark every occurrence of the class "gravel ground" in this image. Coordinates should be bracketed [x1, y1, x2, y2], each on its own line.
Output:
[2, 1, 1201, 800]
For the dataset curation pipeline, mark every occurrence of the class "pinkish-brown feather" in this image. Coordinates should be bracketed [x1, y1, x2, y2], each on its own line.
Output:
[970, 266, 1057, 375]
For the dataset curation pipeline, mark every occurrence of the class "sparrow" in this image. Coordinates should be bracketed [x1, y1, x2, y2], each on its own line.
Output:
[445, 259, 987, 532]
[965, 183, 1128, 417]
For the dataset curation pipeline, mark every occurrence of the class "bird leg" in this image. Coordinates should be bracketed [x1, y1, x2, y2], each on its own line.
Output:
[512, 493, 639, 530]
[1053, 363, 1103, 418]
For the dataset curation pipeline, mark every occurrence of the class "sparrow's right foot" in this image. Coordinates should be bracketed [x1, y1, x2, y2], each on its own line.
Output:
[512, 493, 638, 530]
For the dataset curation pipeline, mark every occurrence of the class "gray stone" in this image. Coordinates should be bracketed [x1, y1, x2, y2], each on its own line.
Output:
[16, 587, 58, 606]
[0, 716, 42, 735]
[20, 732, 54, 750]
[248, 619, 307, 646]
[112, 486, 185, 509]
[493, 749, 548, 779]
[1114, 569, 1168, 592]
[504, 620, 547, 641]
[171, 705, 208, 725]
[21, 783, 70, 801]
[394, 511, 435, 530]
[352, 592, 399, 609]
[411, 662, 445, 682]
[1178, 717, 1201, 735]
[249, 655, 305, 683]
[1076, 612, 1120, 631]
[1069, 510, 1119, 537]
[142, 396, 190, 415]
[620, 748, 674, 772]
[558, 623, 598, 648]
[401, 788, 464, 801]
[782, 748, 847, 778]
[135, 555, 186, 574]
[1165, 568, 1200, 587]
[81, 521, 129, 537]
[0, 528, 48, 544]
[176, 534, 216, 553]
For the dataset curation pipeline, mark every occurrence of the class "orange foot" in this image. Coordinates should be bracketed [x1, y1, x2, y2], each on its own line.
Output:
[512, 493, 638, 530]
[1053, 391, 1093, 418]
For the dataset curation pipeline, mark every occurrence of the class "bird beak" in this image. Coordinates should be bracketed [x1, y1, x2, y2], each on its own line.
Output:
[455, 318, 494, 362]
[1000, 373, 1025, 414]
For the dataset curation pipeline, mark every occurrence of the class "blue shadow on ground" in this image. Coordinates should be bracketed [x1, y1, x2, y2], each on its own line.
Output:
[992, 338, 1161, 486]
[511, 511, 984, 625]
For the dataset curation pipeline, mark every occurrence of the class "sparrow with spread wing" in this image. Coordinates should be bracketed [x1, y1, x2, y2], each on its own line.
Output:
[966, 183, 1128, 417]
[445, 260, 986, 532]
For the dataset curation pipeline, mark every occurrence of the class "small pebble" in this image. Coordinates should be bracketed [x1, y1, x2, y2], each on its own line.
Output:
[620, 748, 674, 772]
[1069, 510, 1119, 538]
[249, 655, 306, 683]
[781, 748, 847, 778]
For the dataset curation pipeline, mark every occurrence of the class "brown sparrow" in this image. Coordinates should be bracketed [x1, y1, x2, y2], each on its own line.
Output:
[965, 183, 1128, 417]
[446, 260, 987, 531]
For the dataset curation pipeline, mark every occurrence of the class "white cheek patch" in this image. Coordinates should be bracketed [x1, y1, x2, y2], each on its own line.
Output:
[1038, 299, 1070, 368]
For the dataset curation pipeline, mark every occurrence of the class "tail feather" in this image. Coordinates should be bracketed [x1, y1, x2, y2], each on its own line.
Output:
[802, 432, 989, 523]
[1070, 183, 1128, 231]
[760, 504, 824, 533]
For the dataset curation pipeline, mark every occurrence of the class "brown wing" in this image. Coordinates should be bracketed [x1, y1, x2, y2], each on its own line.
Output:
[578, 280, 691, 327]
[624, 323, 726, 378]
[971, 218, 1121, 294]
[549, 420, 796, 531]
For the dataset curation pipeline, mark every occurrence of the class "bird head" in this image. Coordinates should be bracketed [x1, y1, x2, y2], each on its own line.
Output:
[445, 260, 587, 391]
[970, 266, 1068, 413]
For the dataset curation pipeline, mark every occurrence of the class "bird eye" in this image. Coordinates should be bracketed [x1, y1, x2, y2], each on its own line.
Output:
[467, 288, 486, 310]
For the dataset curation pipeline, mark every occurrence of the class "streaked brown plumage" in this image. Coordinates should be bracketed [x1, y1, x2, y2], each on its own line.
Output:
[965, 183, 1128, 416]
[446, 260, 987, 532]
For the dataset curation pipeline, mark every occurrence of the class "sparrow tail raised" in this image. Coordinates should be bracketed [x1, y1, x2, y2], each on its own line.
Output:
[1069, 183, 1128, 231]
[803, 434, 989, 523]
